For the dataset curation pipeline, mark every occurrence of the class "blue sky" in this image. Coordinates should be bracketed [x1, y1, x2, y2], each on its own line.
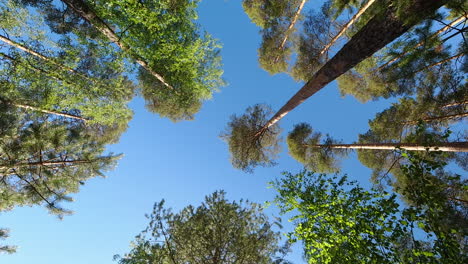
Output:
[1, 0, 396, 263]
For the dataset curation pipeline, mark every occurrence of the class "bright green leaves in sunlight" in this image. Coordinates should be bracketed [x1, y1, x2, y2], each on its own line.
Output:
[115, 191, 290, 264]
[271, 156, 468, 263]
[221, 104, 281, 173]
[60, 0, 225, 121]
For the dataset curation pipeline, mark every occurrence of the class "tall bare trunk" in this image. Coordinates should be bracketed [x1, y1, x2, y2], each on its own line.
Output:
[309, 142, 468, 152]
[274, 0, 307, 62]
[377, 15, 467, 71]
[318, 0, 377, 57]
[61, 0, 174, 90]
[402, 112, 468, 125]
[255, 0, 447, 137]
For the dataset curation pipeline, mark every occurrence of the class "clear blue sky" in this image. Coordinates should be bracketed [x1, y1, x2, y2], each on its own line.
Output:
[1, 0, 395, 263]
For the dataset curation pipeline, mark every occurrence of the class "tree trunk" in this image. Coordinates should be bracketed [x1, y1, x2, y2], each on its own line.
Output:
[318, 0, 377, 57]
[402, 112, 468, 125]
[255, 0, 447, 137]
[12, 103, 88, 122]
[442, 101, 468, 108]
[309, 142, 468, 152]
[60, 0, 174, 90]
[0, 160, 95, 172]
[377, 15, 467, 71]
[0, 34, 90, 81]
[274, 0, 307, 62]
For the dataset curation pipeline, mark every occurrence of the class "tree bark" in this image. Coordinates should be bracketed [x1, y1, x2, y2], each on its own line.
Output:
[308, 142, 468, 152]
[255, 0, 448, 137]
[274, 0, 307, 62]
[377, 15, 467, 71]
[60, 0, 174, 90]
[12, 103, 88, 122]
[0, 34, 91, 81]
[318, 0, 377, 57]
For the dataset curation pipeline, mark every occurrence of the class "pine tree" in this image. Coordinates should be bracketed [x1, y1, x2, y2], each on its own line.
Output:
[115, 191, 289, 264]
[23, 0, 226, 121]
[0, 110, 120, 217]
[225, 0, 448, 171]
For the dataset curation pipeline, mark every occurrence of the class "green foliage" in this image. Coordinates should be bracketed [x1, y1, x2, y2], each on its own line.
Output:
[116, 191, 289, 264]
[287, 123, 346, 173]
[271, 165, 467, 263]
[291, 4, 334, 81]
[88, 0, 225, 120]
[0, 228, 16, 254]
[0, 114, 120, 217]
[221, 104, 281, 173]
[271, 170, 402, 263]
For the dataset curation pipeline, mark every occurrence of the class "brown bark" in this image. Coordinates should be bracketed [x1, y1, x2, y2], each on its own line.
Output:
[255, 0, 448, 137]
[61, 0, 174, 90]
[402, 112, 468, 125]
[274, 0, 307, 62]
[318, 0, 377, 57]
[308, 142, 468, 152]
[377, 15, 467, 71]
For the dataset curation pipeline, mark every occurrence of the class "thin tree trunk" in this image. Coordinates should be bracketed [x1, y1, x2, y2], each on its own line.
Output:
[13, 103, 88, 122]
[318, 0, 377, 57]
[308, 142, 468, 152]
[274, 0, 307, 62]
[255, 0, 447, 137]
[402, 112, 468, 125]
[416, 52, 464, 72]
[442, 101, 468, 108]
[61, 0, 174, 90]
[0, 34, 89, 81]
[377, 15, 467, 71]
[0, 160, 95, 172]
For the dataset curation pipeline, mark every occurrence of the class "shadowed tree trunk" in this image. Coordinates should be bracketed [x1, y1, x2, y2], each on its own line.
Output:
[318, 0, 377, 57]
[60, 0, 174, 90]
[254, 0, 448, 137]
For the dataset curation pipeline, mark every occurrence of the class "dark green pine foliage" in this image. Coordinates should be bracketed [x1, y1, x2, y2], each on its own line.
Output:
[0, 107, 120, 217]
[221, 104, 281, 173]
[287, 123, 346, 173]
[0, 228, 16, 254]
[290, 2, 335, 81]
[115, 191, 289, 264]
[243, 0, 308, 75]
[1, 0, 134, 143]
[271, 163, 467, 263]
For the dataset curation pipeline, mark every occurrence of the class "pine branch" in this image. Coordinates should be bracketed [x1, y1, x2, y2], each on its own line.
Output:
[377, 15, 468, 71]
[318, 0, 377, 57]
[60, 0, 175, 91]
